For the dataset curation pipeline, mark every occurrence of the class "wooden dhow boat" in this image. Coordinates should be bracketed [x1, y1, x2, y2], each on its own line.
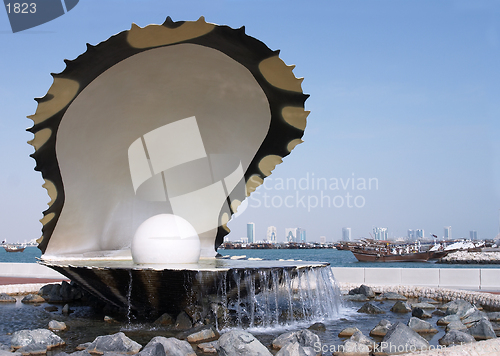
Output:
[348, 239, 433, 262]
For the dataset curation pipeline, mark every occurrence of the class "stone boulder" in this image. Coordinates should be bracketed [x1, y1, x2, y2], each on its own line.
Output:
[275, 342, 317, 356]
[0, 293, 16, 303]
[197, 341, 217, 354]
[48, 321, 67, 331]
[418, 297, 438, 304]
[390, 301, 411, 313]
[85, 332, 141, 354]
[407, 317, 437, 333]
[21, 294, 45, 304]
[186, 326, 219, 343]
[379, 322, 429, 354]
[445, 299, 475, 318]
[411, 307, 431, 319]
[343, 294, 369, 302]
[375, 292, 406, 301]
[411, 302, 435, 310]
[153, 313, 174, 326]
[348, 285, 375, 298]
[139, 337, 195, 356]
[271, 329, 319, 352]
[357, 303, 385, 314]
[437, 314, 461, 326]
[445, 320, 468, 332]
[487, 312, 500, 321]
[11, 329, 65, 351]
[217, 330, 272, 356]
[173, 312, 192, 330]
[369, 319, 392, 337]
[439, 330, 476, 346]
[467, 318, 497, 340]
[462, 310, 489, 325]
[308, 323, 326, 332]
[341, 340, 370, 355]
[338, 327, 360, 338]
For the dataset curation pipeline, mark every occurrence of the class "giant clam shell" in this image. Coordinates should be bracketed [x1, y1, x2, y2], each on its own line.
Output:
[29, 17, 309, 260]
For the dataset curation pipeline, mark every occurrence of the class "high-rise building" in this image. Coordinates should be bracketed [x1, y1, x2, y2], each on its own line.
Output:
[297, 228, 306, 243]
[267, 226, 277, 243]
[320, 236, 326, 244]
[285, 228, 298, 242]
[407, 229, 414, 239]
[342, 227, 352, 241]
[444, 226, 451, 240]
[470, 230, 478, 240]
[247, 222, 255, 243]
[416, 229, 424, 238]
[373, 227, 388, 240]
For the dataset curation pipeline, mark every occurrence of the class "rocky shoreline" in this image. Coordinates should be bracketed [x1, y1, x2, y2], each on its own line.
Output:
[438, 251, 500, 264]
[1, 282, 500, 355]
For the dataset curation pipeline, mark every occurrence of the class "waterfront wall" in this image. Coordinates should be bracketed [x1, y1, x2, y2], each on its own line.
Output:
[331, 267, 500, 291]
[0, 262, 65, 279]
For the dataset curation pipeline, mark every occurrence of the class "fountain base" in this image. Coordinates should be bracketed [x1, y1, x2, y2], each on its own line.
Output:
[39, 258, 340, 327]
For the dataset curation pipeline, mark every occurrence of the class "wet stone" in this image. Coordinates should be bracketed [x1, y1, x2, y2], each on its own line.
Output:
[412, 307, 432, 319]
[308, 322, 326, 332]
[411, 302, 435, 310]
[488, 312, 500, 321]
[375, 292, 407, 301]
[153, 313, 174, 326]
[343, 294, 369, 302]
[445, 320, 467, 332]
[48, 321, 66, 331]
[197, 341, 217, 354]
[445, 299, 475, 318]
[407, 317, 437, 333]
[468, 318, 497, 340]
[174, 312, 192, 330]
[217, 330, 272, 356]
[437, 314, 461, 326]
[338, 327, 360, 338]
[271, 329, 319, 351]
[418, 297, 439, 304]
[10, 329, 65, 351]
[85, 332, 141, 355]
[44, 306, 58, 312]
[186, 326, 219, 343]
[21, 294, 45, 304]
[390, 301, 411, 313]
[348, 285, 375, 298]
[439, 330, 476, 346]
[0, 293, 16, 303]
[357, 302, 385, 314]
[380, 322, 429, 354]
[370, 319, 392, 337]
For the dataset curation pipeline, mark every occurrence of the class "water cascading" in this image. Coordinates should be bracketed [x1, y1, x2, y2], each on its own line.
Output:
[29, 17, 342, 326]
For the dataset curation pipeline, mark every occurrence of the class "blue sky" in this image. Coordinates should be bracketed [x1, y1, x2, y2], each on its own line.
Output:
[0, 0, 498, 244]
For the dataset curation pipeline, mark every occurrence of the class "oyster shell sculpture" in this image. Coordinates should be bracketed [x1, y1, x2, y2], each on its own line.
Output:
[29, 17, 308, 263]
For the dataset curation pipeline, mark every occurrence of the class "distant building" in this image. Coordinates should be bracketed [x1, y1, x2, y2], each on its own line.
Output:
[416, 229, 424, 238]
[285, 228, 298, 242]
[407, 229, 414, 239]
[247, 222, 255, 243]
[444, 226, 451, 240]
[320, 236, 326, 244]
[342, 227, 351, 241]
[267, 226, 277, 243]
[470, 230, 478, 240]
[373, 227, 388, 240]
[298, 228, 306, 243]
[240, 237, 248, 243]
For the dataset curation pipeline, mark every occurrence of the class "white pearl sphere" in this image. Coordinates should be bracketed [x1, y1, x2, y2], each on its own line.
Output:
[131, 214, 200, 264]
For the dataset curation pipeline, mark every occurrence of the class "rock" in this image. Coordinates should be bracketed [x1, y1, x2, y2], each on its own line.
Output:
[85, 332, 141, 354]
[380, 322, 429, 354]
[341, 340, 370, 355]
[10, 329, 65, 351]
[0, 351, 19, 356]
[153, 313, 174, 326]
[21, 294, 45, 304]
[140, 337, 195, 356]
[467, 318, 497, 340]
[488, 312, 500, 321]
[348, 285, 375, 298]
[38, 284, 55, 298]
[0, 293, 16, 303]
[76, 343, 92, 351]
[375, 292, 406, 301]
[197, 341, 218, 354]
[411, 302, 435, 310]
[0, 344, 10, 351]
[338, 327, 360, 338]
[445, 320, 467, 332]
[275, 342, 317, 356]
[369, 319, 392, 337]
[174, 312, 192, 330]
[445, 299, 475, 318]
[185, 305, 204, 323]
[343, 294, 369, 302]
[431, 310, 446, 317]
[48, 321, 67, 331]
[217, 330, 272, 356]
[357, 303, 385, 314]
[390, 301, 411, 313]
[271, 329, 319, 351]
[17, 342, 50, 355]
[62, 304, 70, 315]
[407, 317, 437, 333]
[437, 314, 461, 326]
[418, 297, 438, 304]
[104, 316, 118, 324]
[45, 306, 58, 312]
[350, 331, 372, 346]
[462, 310, 489, 325]
[186, 326, 219, 343]
[412, 307, 431, 319]
[439, 330, 476, 346]
[308, 323, 325, 332]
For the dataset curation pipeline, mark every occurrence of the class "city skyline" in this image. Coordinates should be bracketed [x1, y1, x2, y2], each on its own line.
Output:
[0, 1, 498, 246]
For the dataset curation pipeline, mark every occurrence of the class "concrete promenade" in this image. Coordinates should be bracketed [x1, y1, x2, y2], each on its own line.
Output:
[1, 262, 499, 291]
[331, 267, 500, 291]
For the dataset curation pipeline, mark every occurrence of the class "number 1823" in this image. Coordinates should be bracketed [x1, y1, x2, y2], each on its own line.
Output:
[5, 3, 37, 14]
